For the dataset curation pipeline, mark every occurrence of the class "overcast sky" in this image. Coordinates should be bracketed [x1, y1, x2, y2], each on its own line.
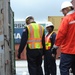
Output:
[10, 0, 71, 22]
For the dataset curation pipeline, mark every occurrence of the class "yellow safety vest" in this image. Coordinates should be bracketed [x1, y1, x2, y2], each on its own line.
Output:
[45, 32, 54, 50]
[27, 23, 44, 49]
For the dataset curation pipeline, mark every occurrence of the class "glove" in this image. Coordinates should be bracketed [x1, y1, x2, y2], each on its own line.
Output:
[17, 53, 21, 59]
[51, 44, 58, 55]
[51, 47, 57, 55]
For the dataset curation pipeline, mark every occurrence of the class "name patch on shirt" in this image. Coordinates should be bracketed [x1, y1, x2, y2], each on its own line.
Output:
[69, 20, 75, 24]
[23, 29, 26, 32]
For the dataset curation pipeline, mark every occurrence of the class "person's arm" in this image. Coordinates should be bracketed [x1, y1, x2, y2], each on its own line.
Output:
[51, 32, 56, 47]
[51, 17, 68, 54]
[42, 29, 45, 55]
[17, 27, 28, 59]
[55, 17, 68, 46]
[51, 33, 57, 56]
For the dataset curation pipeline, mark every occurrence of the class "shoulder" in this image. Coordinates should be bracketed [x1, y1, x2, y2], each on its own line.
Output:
[62, 15, 70, 22]
[52, 32, 56, 36]
[23, 26, 28, 32]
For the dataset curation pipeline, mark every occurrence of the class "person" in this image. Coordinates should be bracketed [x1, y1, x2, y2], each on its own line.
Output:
[44, 22, 56, 75]
[17, 16, 45, 75]
[51, 1, 75, 75]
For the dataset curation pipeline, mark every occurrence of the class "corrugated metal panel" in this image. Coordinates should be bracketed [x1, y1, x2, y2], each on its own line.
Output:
[0, 0, 5, 75]
[14, 21, 26, 60]
[0, 0, 15, 75]
[10, 8, 16, 75]
[48, 16, 63, 33]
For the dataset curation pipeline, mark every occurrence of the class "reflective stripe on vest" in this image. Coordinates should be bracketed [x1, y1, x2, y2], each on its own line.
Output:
[45, 32, 54, 50]
[27, 23, 44, 49]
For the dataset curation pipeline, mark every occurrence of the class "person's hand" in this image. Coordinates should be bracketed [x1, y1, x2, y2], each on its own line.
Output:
[51, 45, 59, 58]
[51, 45, 58, 55]
[52, 54, 56, 57]
[51, 47, 57, 55]
[17, 53, 21, 59]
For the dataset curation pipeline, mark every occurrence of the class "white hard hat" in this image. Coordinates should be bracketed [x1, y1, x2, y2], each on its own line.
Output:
[61, 1, 73, 11]
[45, 22, 54, 28]
[25, 16, 34, 24]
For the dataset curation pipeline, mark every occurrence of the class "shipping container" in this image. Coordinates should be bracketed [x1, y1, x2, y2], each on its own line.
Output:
[14, 21, 26, 60]
[0, 0, 15, 75]
[48, 16, 63, 33]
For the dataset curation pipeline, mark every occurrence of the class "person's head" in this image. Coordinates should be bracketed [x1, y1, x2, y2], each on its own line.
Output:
[25, 16, 34, 25]
[46, 22, 54, 33]
[61, 1, 74, 16]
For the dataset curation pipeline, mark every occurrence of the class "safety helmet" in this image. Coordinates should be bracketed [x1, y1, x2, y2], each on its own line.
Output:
[61, 1, 73, 11]
[45, 22, 54, 28]
[25, 16, 34, 24]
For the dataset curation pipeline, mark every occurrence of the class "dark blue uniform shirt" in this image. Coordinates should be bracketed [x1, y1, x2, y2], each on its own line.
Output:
[18, 26, 45, 54]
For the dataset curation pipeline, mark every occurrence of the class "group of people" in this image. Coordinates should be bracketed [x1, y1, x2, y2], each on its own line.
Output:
[17, 1, 75, 75]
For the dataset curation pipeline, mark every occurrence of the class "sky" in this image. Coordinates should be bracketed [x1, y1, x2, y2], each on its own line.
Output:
[10, 0, 71, 22]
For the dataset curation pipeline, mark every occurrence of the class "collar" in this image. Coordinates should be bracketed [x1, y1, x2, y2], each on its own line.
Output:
[31, 21, 36, 23]
[67, 10, 75, 15]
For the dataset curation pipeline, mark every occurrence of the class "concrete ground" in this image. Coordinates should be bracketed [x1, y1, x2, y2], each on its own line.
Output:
[16, 59, 60, 75]
[16, 60, 73, 75]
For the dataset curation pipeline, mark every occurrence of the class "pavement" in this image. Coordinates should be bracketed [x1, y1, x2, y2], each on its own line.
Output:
[16, 59, 73, 75]
[16, 59, 61, 75]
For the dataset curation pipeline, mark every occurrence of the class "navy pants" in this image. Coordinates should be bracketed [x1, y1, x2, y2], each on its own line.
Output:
[44, 50, 56, 75]
[26, 49, 43, 75]
[60, 53, 75, 75]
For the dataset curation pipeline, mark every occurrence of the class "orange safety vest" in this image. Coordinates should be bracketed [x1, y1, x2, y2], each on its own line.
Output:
[27, 23, 44, 49]
[45, 32, 53, 50]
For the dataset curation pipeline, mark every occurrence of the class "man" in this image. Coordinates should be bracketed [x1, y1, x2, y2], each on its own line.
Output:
[17, 16, 45, 75]
[44, 22, 56, 75]
[51, 1, 75, 75]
